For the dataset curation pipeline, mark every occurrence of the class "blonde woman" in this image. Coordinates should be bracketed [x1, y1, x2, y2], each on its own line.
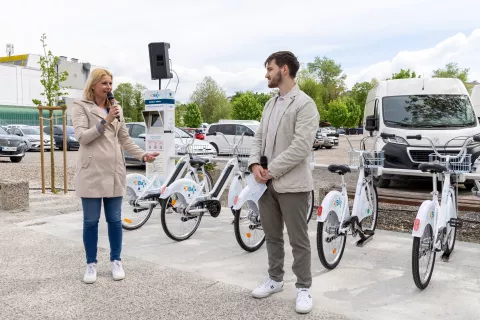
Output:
[72, 68, 158, 284]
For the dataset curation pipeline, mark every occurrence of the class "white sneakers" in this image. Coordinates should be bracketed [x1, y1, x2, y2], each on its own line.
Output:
[252, 278, 284, 298]
[83, 261, 125, 283]
[252, 278, 313, 314]
[296, 288, 313, 314]
[83, 263, 97, 284]
[112, 260, 126, 281]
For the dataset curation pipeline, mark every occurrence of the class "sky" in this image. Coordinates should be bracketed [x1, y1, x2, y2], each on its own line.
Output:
[1, 0, 479, 102]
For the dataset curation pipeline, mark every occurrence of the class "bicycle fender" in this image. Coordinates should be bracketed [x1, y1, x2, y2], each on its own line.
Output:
[126, 173, 149, 197]
[228, 176, 244, 208]
[160, 178, 202, 204]
[318, 190, 344, 223]
[232, 185, 261, 210]
[412, 200, 436, 237]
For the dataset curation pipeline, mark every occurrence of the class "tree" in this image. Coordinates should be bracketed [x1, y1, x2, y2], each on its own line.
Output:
[326, 98, 349, 128]
[175, 103, 187, 127]
[253, 92, 271, 107]
[190, 76, 231, 123]
[132, 84, 146, 122]
[297, 72, 326, 119]
[307, 56, 346, 105]
[113, 83, 146, 122]
[32, 33, 69, 194]
[387, 68, 420, 80]
[183, 103, 203, 128]
[350, 79, 378, 126]
[343, 97, 362, 128]
[232, 91, 262, 121]
[432, 62, 469, 83]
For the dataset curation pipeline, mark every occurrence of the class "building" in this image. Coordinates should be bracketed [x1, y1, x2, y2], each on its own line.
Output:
[0, 53, 106, 126]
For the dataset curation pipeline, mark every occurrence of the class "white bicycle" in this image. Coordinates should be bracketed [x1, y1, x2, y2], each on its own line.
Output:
[316, 133, 391, 269]
[121, 134, 214, 230]
[159, 131, 255, 241]
[406, 134, 477, 290]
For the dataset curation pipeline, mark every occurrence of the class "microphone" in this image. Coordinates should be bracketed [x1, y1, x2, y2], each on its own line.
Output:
[260, 156, 268, 169]
[107, 92, 121, 122]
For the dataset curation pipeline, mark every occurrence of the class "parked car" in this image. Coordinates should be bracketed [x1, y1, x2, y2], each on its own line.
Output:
[0, 126, 27, 162]
[195, 129, 205, 140]
[205, 120, 259, 155]
[313, 136, 325, 150]
[123, 122, 216, 166]
[316, 129, 339, 149]
[43, 125, 79, 151]
[8, 126, 53, 151]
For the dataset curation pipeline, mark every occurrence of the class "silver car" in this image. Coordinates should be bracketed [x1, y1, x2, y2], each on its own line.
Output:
[123, 122, 217, 166]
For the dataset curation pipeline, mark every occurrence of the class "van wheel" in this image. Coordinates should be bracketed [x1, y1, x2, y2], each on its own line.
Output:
[374, 176, 390, 188]
[210, 143, 219, 155]
[464, 180, 475, 190]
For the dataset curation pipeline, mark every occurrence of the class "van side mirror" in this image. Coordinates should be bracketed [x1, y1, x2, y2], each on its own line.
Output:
[138, 133, 146, 140]
[365, 115, 378, 133]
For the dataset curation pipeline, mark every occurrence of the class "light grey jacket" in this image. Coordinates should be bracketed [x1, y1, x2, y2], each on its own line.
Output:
[248, 84, 319, 193]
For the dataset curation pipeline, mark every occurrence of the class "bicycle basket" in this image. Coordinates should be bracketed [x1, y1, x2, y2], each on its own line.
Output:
[428, 153, 472, 173]
[348, 150, 385, 169]
[226, 147, 251, 171]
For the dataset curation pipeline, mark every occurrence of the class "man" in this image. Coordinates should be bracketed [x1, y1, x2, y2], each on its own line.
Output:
[248, 51, 319, 314]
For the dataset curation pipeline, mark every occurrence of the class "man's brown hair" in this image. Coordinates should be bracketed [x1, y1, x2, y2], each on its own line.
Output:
[265, 51, 300, 78]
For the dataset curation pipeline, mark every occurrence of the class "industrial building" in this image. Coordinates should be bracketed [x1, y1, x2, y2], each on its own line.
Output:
[0, 50, 106, 127]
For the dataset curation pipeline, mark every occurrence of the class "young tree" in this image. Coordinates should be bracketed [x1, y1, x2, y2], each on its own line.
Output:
[32, 33, 69, 194]
[232, 91, 262, 121]
[326, 98, 349, 128]
[183, 103, 203, 128]
[307, 56, 346, 105]
[343, 97, 362, 128]
[190, 76, 231, 123]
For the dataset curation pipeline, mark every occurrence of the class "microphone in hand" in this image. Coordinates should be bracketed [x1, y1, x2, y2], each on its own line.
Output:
[107, 92, 121, 122]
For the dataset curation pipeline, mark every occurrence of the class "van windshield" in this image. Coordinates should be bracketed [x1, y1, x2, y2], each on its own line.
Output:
[382, 94, 477, 128]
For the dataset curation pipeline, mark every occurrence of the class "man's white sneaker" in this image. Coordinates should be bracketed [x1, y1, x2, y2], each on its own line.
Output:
[296, 288, 313, 314]
[252, 278, 284, 298]
[83, 263, 97, 284]
[112, 260, 125, 281]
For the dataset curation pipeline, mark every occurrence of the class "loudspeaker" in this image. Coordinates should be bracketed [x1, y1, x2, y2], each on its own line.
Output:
[148, 42, 173, 80]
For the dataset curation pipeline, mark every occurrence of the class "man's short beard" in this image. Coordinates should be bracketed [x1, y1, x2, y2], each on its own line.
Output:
[268, 70, 282, 88]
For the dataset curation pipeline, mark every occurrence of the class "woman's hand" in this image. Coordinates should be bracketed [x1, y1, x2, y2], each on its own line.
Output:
[106, 106, 120, 124]
[143, 152, 160, 163]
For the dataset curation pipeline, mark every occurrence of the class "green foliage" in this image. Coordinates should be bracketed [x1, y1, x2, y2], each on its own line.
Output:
[307, 56, 346, 105]
[387, 68, 421, 80]
[32, 33, 69, 107]
[343, 97, 361, 128]
[297, 70, 326, 119]
[253, 92, 271, 106]
[183, 103, 203, 128]
[232, 91, 262, 121]
[327, 98, 349, 128]
[113, 83, 146, 122]
[432, 62, 469, 83]
[350, 79, 377, 126]
[175, 103, 187, 127]
[190, 76, 232, 123]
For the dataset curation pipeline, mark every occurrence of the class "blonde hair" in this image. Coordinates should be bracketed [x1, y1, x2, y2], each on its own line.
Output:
[83, 68, 113, 106]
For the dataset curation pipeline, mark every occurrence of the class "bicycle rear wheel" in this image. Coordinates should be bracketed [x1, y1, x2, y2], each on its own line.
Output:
[306, 190, 314, 223]
[317, 211, 346, 270]
[412, 224, 436, 289]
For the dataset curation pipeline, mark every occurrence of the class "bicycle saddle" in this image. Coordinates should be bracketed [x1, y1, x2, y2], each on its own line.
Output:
[189, 157, 209, 167]
[328, 164, 351, 175]
[418, 163, 447, 173]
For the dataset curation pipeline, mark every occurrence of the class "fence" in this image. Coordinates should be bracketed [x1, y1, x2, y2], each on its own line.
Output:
[0, 105, 70, 127]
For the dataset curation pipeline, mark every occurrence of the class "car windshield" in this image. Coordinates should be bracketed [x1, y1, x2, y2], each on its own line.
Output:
[247, 125, 258, 133]
[175, 127, 192, 138]
[0, 127, 7, 135]
[21, 128, 40, 135]
[383, 94, 477, 128]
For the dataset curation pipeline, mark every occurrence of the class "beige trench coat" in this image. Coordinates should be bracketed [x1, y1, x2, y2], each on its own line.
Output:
[248, 84, 319, 193]
[71, 99, 147, 198]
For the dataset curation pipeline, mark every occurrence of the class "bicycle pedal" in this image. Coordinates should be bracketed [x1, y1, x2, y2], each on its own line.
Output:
[363, 229, 375, 236]
[356, 235, 373, 247]
[448, 218, 463, 228]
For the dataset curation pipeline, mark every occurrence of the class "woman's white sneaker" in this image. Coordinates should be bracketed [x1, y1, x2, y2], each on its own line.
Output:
[296, 288, 313, 314]
[252, 278, 284, 298]
[83, 263, 97, 284]
[112, 260, 125, 281]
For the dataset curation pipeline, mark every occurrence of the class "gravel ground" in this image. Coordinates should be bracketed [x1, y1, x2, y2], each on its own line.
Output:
[3, 142, 480, 245]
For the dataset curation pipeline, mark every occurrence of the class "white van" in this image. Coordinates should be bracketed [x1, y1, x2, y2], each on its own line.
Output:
[363, 78, 480, 188]
[472, 84, 480, 118]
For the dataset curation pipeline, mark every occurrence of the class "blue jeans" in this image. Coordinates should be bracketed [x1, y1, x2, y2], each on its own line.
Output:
[81, 197, 123, 264]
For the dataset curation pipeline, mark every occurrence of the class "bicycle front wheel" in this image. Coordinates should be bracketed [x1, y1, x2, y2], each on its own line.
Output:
[121, 187, 156, 230]
[187, 170, 213, 193]
[412, 224, 436, 290]
[360, 183, 378, 232]
[233, 201, 265, 252]
[161, 192, 203, 241]
[444, 190, 457, 256]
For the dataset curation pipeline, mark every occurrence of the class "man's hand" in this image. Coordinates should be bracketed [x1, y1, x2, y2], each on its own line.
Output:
[251, 164, 269, 184]
[144, 152, 159, 163]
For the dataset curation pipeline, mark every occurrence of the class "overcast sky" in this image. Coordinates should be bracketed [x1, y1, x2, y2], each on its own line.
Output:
[1, 0, 479, 102]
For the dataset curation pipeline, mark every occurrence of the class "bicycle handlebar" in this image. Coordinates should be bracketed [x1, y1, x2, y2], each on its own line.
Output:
[406, 134, 473, 161]
[340, 133, 392, 153]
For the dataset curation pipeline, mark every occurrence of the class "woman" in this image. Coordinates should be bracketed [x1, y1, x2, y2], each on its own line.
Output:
[72, 68, 158, 284]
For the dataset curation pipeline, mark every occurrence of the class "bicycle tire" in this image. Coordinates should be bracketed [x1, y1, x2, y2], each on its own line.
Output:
[233, 207, 265, 252]
[160, 195, 203, 241]
[306, 190, 314, 223]
[121, 204, 155, 230]
[362, 183, 379, 231]
[444, 190, 457, 256]
[317, 211, 346, 270]
[412, 224, 436, 290]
